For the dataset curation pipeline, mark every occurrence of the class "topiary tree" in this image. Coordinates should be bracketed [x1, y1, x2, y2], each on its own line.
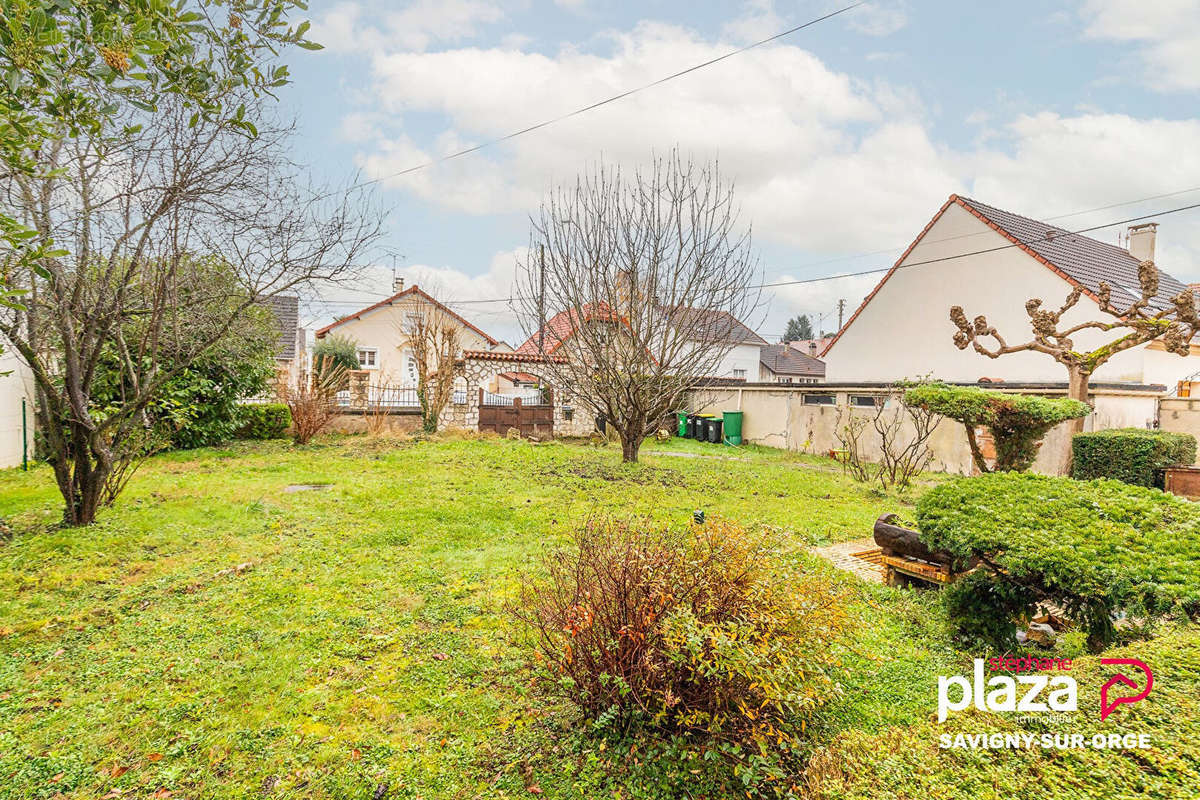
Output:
[906, 384, 1089, 473]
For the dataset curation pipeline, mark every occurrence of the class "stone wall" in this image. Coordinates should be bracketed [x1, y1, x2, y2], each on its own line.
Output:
[441, 352, 595, 437]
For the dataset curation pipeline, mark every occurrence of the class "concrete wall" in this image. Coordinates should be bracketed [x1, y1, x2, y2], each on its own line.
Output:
[822, 202, 1200, 386]
[688, 383, 1161, 477]
[1159, 398, 1200, 464]
[0, 343, 35, 469]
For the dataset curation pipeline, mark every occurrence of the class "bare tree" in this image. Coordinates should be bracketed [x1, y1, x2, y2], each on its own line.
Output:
[514, 151, 762, 463]
[835, 390, 940, 490]
[0, 97, 383, 524]
[950, 259, 1200, 440]
[397, 292, 463, 433]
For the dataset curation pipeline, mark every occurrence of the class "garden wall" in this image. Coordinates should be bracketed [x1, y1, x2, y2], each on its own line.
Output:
[1158, 397, 1200, 464]
[687, 382, 1163, 476]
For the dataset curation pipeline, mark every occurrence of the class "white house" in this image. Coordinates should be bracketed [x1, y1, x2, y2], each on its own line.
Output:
[0, 341, 35, 469]
[314, 282, 500, 388]
[823, 195, 1199, 388]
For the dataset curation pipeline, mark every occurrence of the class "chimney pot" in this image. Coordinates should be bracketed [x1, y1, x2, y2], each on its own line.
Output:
[1127, 222, 1157, 263]
[393, 276, 406, 293]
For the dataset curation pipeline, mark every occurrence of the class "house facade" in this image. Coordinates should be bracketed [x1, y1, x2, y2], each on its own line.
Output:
[822, 195, 1199, 388]
[758, 344, 825, 383]
[0, 341, 35, 469]
[314, 283, 499, 388]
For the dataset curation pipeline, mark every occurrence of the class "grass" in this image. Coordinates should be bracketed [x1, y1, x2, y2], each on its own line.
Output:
[0, 434, 1195, 799]
[0, 435, 922, 799]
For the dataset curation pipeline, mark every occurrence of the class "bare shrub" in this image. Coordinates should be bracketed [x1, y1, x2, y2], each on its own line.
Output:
[512, 517, 847, 791]
[277, 356, 347, 445]
[836, 388, 940, 490]
[364, 382, 393, 436]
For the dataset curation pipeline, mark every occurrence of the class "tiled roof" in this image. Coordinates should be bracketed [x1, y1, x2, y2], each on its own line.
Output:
[958, 196, 1188, 309]
[514, 304, 620, 355]
[461, 349, 567, 363]
[671, 307, 768, 346]
[822, 194, 1189, 358]
[265, 295, 299, 361]
[759, 344, 825, 377]
[314, 285, 498, 345]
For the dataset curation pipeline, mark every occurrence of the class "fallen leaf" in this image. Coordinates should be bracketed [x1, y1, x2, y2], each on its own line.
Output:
[152, 788, 172, 799]
[146, 753, 163, 763]
[349, 748, 361, 761]
[431, 653, 449, 661]
[527, 784, 542, 795]
[50, 772, 64, 783]
[110, 765, 128, 779]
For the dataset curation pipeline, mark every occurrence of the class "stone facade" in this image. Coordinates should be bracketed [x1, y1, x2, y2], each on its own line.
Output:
[441, 352, 595, 437]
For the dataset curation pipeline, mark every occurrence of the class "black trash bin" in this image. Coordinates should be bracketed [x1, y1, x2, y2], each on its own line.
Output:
[706, 417, 724, 444]
[685, 414, 696, 439]
[692, 415, 711, 441]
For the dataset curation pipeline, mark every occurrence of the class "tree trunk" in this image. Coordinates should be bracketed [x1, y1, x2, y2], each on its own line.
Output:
[964, 426, 991, 474]
[49, 428, 110, 526]
[620, 433, 642, 463]
[1063, 365, 1092, 475]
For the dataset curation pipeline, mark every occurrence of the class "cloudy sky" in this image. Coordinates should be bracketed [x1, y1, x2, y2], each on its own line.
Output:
[281, 0, 1200, 345]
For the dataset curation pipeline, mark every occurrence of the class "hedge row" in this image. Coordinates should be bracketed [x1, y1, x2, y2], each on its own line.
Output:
[916, 472, 1200, 649]
[1072, 427, 1197, 487]
[234, 403, 292, 440]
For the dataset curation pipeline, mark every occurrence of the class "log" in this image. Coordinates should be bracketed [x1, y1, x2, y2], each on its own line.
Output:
[872, 513, 957, 565]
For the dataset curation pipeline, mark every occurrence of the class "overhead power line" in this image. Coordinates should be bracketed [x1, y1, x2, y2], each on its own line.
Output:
[343, 3, 863, 190]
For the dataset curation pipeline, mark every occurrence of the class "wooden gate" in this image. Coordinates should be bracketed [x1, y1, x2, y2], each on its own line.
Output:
[478, 388, 554, 438]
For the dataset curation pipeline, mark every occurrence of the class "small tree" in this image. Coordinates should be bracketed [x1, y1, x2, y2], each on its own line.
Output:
[784, 314, 814, 342]
[514, 151, 762, 463]
[950, 260, 1200, 436]
[905, 385, 1090, 473]
[400, 294, 462, 434]
[312, 335, 360, 379]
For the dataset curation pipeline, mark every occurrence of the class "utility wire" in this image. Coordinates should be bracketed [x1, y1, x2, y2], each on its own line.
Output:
[340, 3, 863, 190]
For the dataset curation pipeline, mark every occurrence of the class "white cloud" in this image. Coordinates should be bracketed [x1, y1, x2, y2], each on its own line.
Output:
[311, 0, 507, 53]
[847, 1, 909, 37]
[1080, 0, 1200, 91]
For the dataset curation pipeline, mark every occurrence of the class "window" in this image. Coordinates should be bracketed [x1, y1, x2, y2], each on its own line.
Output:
[356, 348, 378, 369]
[850, 395, 883, 408]
[404, 352, 418, 385]
[732, 369, 746, 379]
[779, 377, 794, 384]
[802, 393, 836, 406]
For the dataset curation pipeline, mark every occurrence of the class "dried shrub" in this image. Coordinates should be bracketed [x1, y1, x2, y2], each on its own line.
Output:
[835, 386, 940, 490]
[276, 356, 346, 445]
[513, 517, 848, 795]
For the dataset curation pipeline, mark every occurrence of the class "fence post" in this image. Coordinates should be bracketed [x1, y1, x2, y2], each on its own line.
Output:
[514, 397, 522, 411]
[478, 387, 484, 406]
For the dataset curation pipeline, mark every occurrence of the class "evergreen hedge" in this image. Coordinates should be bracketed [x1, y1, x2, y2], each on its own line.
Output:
[1072, 427, 1197, 487]
[916, 472, 1200, 650]
[904, 384, 1090, 471]
[234, 403, 292, 440]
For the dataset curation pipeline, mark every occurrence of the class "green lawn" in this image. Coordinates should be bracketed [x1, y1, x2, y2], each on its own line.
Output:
[0, 435, 1195, 799]
[0, 435, 932, 799]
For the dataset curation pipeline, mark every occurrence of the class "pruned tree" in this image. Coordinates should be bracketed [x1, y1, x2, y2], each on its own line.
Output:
[950, 259, 1200, 438]
[399, 294, 462, 433]
[277, 356, 348, 445]
[514, 151, 763, 463]
[0, 95, 382, 525]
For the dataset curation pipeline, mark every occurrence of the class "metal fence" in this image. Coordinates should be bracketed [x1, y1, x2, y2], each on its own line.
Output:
[335, 387, 468, 409]
[481, 390, 547, 406]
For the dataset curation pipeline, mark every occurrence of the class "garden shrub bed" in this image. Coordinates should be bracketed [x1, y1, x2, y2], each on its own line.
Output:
[916, 472, 1200, 649]
[234, 403, 292, 440]
[1072, 427, 1197, 487]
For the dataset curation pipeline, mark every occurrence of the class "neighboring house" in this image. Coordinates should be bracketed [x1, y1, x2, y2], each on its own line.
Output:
[788, 337, 833, 359]
[515, 304, 766, 381]
[0, 341, 35, 469]
[314, 282, 499, 387]
[759, 344, 825, 383]
[823, 195, 1198, 387]
[264, 295, 305, 387]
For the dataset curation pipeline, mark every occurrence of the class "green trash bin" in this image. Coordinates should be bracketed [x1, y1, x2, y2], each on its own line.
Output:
[676, 412, 688, 437]
[723, 411, 744, 446]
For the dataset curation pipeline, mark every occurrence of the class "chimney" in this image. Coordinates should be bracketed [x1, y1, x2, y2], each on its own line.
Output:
[1127, 222, 1157, 263]
[808, 341, 816, 356]
[393, 275, 406, 294]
